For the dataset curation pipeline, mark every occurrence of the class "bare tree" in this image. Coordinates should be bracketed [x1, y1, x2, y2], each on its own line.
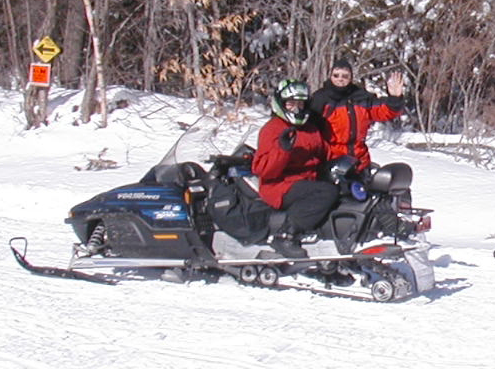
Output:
[185, 0, 205, 113]
[143, 0, 161, 91]
[60, 0, 86, 88]
[81, 0, 108, 127]
[3, 0, 23, 89]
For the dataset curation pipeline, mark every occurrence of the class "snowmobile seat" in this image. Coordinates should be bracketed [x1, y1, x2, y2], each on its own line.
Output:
[368, 163, 412, 195]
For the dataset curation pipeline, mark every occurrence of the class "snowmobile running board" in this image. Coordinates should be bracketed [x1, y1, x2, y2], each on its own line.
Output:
[67, 245, 415, 270]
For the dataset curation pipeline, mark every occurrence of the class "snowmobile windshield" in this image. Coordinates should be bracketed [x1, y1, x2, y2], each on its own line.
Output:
[157, 115, 259, 169]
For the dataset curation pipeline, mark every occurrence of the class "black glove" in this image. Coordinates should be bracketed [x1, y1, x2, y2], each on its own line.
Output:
[279, 127, 297, 151]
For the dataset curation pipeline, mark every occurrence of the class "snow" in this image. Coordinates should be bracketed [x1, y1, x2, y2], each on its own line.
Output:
[2, 86, 495, 369]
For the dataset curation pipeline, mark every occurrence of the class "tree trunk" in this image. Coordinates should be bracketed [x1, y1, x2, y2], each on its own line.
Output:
[82, 0, 108, 128]
[60, 0, 86, 88]
[185, 1, 204, 113]
[286, 0, 298, 77]
[305, 0, 339, 92]
[81, 59, 97, 123]
[3, 0, 23, 89]
[24, 0, 34, 65]
[143, 0, 160, 91]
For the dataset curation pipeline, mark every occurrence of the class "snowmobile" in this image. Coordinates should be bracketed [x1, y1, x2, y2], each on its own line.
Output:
[10, 116, 435, 302]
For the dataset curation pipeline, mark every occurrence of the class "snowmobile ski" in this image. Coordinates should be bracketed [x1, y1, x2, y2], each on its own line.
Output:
[9, 237, 117, 285]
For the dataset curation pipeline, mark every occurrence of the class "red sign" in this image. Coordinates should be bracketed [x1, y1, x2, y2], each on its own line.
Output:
[29, 63, 51, 87]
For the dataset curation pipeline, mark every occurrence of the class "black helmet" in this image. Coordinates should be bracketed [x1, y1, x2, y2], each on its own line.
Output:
[271, 79, 310, 126]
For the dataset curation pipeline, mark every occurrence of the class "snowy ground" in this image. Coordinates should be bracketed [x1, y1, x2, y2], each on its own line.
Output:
[1, 87, 495, 369]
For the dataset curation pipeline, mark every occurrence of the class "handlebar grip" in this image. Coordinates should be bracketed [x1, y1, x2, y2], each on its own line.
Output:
[206, 154, 252, 166]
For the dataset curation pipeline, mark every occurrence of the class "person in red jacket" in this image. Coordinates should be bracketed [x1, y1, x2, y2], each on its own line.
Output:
[252, 79, 339, 258]
[310, 59, 404, 177]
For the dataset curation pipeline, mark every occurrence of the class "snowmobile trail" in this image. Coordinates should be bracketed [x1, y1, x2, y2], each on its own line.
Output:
[3, 247, 494, 369]
[2, 203, 494, 368]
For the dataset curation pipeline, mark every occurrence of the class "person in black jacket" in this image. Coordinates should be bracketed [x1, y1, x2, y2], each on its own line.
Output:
[310, 59, 404, 176]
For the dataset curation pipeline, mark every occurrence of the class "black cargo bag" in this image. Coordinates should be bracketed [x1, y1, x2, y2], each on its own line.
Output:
[206, 178, 272, 245]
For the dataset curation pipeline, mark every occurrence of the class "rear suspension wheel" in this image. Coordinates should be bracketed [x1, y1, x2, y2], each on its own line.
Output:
[258, 267, 279, 286]
[240, 265, 258, 284]
[371, 279, 394, 302]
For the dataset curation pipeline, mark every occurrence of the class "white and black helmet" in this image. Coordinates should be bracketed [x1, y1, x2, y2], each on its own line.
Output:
[271, 79, 310, 126]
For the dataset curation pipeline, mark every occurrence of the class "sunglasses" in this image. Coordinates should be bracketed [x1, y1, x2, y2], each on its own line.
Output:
[331, 73, 351, 79]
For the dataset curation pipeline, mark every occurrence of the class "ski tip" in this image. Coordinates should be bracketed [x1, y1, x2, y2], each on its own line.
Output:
[9, 237, 28, 257]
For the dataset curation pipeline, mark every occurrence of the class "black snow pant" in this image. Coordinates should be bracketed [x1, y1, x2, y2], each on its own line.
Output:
[281, 180, 339, 232]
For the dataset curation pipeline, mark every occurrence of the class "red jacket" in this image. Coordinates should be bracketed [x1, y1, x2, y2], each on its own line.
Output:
[252, 116, 332, 209]
[311, 82, 403, 171]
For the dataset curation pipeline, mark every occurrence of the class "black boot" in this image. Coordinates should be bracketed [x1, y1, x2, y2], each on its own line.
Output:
[271, 224, 308, 258]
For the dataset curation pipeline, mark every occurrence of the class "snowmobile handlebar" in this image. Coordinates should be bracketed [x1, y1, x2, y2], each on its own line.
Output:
[205, 154, 253, 179]
[205, 154, 252, 167]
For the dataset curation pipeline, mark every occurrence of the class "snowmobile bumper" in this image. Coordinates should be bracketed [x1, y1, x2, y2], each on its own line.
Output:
[403, 245, 435, 293]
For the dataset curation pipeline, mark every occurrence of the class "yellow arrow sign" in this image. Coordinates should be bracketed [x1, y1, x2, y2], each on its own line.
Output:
[33, 36, 61, 63]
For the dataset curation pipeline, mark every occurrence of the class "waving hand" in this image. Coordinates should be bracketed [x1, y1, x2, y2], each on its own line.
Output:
[387, 72, 404, 97]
